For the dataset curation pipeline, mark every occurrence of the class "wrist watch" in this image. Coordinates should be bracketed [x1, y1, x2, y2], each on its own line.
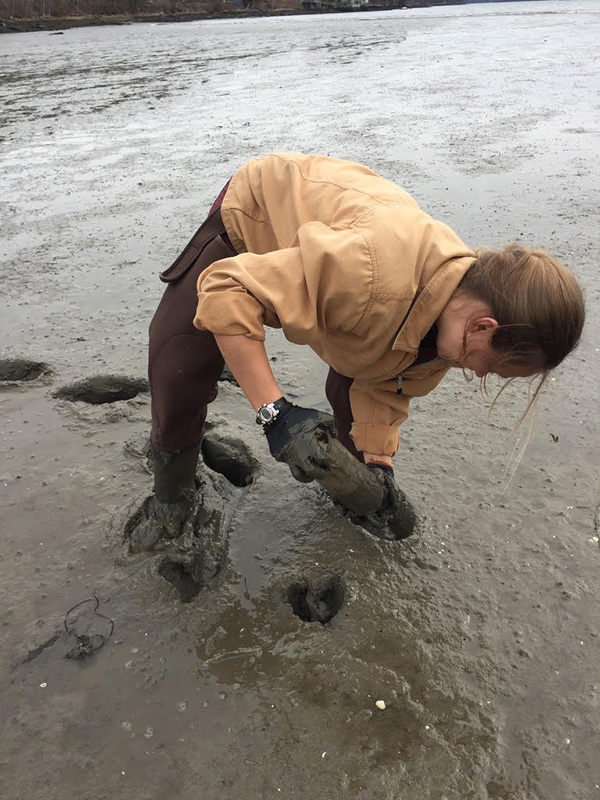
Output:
[255, 397, 286, 426]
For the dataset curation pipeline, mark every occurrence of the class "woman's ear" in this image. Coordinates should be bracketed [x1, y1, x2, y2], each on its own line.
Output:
[466, 316, 499, 334]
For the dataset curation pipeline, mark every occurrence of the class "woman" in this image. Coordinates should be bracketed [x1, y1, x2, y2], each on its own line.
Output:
[137, 152, 585, 543]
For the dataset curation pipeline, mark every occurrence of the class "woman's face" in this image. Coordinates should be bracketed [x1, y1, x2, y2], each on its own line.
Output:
[461, 324, 542, 378]
[460, 345, 540, 379]
[437, 312, 543, 379]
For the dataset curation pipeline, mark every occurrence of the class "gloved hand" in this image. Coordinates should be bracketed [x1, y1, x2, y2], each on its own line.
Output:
[264, 398, 337, 482]
[363, 462, 416, 539]
[366, 462, 400, 521]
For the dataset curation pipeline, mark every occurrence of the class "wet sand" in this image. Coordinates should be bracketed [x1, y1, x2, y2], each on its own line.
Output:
[1, 2, 600, 798]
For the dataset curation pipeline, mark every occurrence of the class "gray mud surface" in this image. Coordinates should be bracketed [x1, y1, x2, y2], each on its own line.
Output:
[1, 3, 599, 798]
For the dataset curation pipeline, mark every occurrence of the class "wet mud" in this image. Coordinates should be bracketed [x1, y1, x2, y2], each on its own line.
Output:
[53, 374, 149, 404]
[1, 4, 599, 800]
[288, 572, 346, 624]
[0, 357, 52, 383]
[201, 432, 258, 487]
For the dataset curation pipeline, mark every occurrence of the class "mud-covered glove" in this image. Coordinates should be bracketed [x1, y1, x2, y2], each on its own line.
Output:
[366, 462, 400, 521]
[264, 398, 337, 482]
[363, 463, 416, 539]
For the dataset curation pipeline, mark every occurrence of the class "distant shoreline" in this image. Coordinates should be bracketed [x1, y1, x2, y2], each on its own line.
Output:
[0, 3, 467, 34]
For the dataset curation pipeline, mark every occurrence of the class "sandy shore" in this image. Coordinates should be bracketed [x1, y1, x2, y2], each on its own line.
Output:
[1, 2, 599, 798]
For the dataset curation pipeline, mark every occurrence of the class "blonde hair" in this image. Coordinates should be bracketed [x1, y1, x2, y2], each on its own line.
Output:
[460, 244, 585, 479]
[459, 244, 585, 370]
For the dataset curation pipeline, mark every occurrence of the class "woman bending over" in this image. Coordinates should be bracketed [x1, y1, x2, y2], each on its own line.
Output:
[135, 153, 585, 542]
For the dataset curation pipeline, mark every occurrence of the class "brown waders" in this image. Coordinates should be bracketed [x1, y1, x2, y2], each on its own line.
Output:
[140, 202, 362, 544]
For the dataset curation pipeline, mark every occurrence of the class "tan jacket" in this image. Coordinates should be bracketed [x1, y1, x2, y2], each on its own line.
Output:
[195, 153, 475, 456]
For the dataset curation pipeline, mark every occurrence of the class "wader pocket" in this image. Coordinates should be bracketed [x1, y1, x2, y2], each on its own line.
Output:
[159, 208, 235, 284]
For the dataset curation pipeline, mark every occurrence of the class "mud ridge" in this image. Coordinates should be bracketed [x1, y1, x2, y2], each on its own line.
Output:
[0, 357, 52, 384]
[53, 374, 149, 404]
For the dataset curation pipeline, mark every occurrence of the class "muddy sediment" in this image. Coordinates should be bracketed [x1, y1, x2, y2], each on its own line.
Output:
[201, 433, 258, 487]
[0, 357, 51, 383]
[53, 374, 149, 404]
[288, 572, 346, 624]
[1, 4, 599, 799]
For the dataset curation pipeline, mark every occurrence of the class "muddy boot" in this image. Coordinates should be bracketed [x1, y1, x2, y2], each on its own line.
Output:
[125, 442, 201, 553]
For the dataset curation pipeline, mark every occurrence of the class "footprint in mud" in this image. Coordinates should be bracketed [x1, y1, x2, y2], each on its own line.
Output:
[157, 559, 202, 603]
[201, 432, 258, 487]
[0, 357, 52, 385]
[53, 374, 149, 405]
[288, 573, 346, 625]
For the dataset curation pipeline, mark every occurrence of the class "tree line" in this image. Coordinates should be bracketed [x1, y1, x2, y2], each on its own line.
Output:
[0, 0, 464, 21]
[0, 0, 227, 19]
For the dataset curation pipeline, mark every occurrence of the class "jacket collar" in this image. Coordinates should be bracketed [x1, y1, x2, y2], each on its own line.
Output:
[392, 255, 475, 352]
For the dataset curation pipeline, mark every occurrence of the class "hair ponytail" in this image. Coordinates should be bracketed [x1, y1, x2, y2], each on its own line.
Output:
[459, 244, 585, 370]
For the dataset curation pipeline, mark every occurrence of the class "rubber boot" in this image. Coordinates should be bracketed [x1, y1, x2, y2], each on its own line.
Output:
[126, 442, 201, 553]
[152, 443, 201, 504]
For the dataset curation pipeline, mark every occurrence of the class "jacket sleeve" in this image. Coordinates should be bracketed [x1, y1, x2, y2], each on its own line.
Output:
[194, 222, 373, 344]
[349, 378, 410, 457]
[349, 364, 452, 456]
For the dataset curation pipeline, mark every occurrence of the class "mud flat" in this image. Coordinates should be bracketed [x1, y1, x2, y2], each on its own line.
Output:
[1, 2, 599, 798]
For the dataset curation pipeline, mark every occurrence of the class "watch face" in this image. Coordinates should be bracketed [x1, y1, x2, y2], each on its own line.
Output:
[258, 406, 274, 424]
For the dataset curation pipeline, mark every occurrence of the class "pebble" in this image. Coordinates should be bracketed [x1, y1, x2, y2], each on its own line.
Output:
[375, 700, 386, 710]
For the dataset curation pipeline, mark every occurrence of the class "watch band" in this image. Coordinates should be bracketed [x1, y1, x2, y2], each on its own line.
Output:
[255, 397, 286, 426]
